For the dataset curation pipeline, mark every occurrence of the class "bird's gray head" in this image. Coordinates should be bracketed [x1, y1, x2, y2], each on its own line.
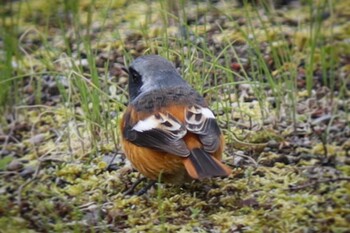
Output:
[126, 55, 189, 101]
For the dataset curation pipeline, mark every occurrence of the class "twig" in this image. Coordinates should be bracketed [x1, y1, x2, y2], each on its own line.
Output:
[226, 152, 259, 168]
[16, 148, 53, 206]
[0, 115, 16, 156]
[16, 161, 42, 206]
[288, 177, 350, 191]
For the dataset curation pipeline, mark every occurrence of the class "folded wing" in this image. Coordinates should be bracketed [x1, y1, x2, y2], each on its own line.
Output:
[185, 105, 221, 153]
[123, 112, 190, 157]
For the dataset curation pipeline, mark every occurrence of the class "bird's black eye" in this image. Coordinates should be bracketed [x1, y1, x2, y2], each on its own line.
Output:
[129, 67, 141, 83]
[127, 66, 143, 101]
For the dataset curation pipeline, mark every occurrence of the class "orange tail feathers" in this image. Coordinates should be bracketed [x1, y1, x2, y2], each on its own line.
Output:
[183, 148, 231, 180]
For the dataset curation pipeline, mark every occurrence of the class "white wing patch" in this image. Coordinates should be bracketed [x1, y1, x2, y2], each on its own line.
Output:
[201, 107, 215, 119]
[132, 112, 187, 139]
[185, 105, 216, 132]
[132, 115, 160, 132]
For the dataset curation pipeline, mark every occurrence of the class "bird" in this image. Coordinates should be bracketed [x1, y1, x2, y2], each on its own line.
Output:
[120, 55, 231, 191]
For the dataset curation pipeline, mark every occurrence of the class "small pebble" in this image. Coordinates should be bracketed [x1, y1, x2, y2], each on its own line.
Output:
[7, 160, 23, 171]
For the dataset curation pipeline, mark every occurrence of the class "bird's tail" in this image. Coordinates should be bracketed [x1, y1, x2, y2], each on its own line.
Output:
[183, 148, 231, 179]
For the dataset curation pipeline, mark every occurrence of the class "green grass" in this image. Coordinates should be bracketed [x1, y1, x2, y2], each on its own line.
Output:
[0, 1, 21, 124]
[1, 0, 341, 141]
[0, 0, 344, 160]
[0, 0, 344, 159]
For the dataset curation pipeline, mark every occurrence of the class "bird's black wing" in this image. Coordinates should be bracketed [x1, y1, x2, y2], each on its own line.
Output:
[123, 111, 190, 157]
[185, 105, 222, 153]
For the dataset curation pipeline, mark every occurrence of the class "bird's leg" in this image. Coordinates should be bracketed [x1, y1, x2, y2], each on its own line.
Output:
[123, 177, 157, 196]
[136, 180, 157, 196]
[123, 177, 147, 195]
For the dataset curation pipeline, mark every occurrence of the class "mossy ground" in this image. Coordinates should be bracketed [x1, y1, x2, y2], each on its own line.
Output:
[1, 0, 350, 232]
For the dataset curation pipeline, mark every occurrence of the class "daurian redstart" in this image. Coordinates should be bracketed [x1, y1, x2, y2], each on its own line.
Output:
[121, 55, 231, 184]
